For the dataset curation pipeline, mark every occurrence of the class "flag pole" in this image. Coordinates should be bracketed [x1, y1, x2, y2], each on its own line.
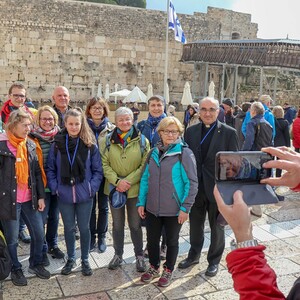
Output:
[164, 0, 170, 101]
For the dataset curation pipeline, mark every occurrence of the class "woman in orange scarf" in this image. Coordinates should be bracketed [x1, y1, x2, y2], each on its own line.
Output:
[0, 109, 50, 287]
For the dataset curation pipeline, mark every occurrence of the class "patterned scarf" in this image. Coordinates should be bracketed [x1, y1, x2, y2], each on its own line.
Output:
[117, 126, 134, 148]
[31, 125, 60, 142]
[7, 131, 28, 189]
[147, 113, 166, 130]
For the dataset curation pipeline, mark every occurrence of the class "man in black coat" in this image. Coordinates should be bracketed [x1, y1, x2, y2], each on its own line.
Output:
[178, 97, 239, 277]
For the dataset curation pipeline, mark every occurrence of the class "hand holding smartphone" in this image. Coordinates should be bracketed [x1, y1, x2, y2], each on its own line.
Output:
[215, 151, 278, 206]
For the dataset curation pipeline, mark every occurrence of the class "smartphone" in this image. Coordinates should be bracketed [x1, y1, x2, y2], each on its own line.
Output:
[215, 151, 273, 183]
[215, 151, 278, 205]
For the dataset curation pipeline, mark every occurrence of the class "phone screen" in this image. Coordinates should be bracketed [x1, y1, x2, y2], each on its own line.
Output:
[216, 151, 273, 182]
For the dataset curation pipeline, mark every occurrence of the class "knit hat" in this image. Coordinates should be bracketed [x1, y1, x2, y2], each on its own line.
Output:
[222, 98, 233, 107]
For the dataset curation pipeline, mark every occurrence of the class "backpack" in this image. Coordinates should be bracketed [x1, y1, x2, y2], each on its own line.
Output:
[0, 230, 12, 281]
[254, 122, 273, 150]
[104, 131, 146, 157]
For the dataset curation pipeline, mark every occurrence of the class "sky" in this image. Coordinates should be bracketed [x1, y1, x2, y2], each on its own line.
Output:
[146, 0, 300, 40]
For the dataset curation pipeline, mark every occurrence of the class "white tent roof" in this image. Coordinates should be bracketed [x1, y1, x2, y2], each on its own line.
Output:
[123, 86, 147, 103]
[109, 89, 131, 97]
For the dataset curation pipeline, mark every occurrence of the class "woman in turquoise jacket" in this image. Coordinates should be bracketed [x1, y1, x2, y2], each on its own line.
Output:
[137, 116, 198, 287]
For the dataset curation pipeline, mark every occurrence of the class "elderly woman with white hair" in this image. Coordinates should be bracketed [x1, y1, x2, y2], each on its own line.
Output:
[100, 107, 150, 272]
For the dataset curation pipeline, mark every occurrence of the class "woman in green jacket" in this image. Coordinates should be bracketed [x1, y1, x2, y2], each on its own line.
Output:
[100, 107, 150, 272]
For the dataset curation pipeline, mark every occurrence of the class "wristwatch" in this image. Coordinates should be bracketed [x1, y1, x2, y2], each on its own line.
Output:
[230, 239, 258, 250]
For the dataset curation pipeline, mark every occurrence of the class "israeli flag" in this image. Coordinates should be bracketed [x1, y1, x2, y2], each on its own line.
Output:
[168, 0, 187, 44]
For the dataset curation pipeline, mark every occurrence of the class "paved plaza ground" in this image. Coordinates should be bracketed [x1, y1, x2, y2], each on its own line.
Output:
[1, 187, 300, 299]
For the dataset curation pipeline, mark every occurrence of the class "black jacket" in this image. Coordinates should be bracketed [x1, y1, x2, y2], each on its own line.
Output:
[184, 120, 239, 202]
[0, 138, 45, 220]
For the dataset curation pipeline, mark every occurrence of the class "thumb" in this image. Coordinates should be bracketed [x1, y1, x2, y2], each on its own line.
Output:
[233, 190, 246, 206]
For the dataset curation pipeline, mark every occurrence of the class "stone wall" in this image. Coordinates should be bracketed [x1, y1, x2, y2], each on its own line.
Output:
[0, 0, 258, 102]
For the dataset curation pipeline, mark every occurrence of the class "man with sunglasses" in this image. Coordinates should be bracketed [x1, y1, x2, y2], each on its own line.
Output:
[178, 97, 239, 277]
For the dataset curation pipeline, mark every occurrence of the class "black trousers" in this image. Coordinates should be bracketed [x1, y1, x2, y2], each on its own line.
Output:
[146, 211, 182, 271]
[188, 190, 225, 265]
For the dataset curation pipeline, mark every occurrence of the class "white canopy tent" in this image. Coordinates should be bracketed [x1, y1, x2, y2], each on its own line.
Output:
[147, 83, 153, 100]
[109, 89, 131, 97]
[123, 86, 147, 103]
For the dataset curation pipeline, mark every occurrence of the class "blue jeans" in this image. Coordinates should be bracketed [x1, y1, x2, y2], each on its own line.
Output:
[110, 197, 143, 257]
[58, 199, 93, 262]
[41, 192, 60, 252]
[90, 181, 108, 242]
[1, 201, 44, 270]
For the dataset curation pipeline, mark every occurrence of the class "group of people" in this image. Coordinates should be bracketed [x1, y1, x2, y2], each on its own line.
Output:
[1, 82, 300, 297]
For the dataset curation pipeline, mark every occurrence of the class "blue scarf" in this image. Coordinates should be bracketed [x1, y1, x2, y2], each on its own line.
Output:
[87, 117, 108, 141]
[147, 113, 166, 130]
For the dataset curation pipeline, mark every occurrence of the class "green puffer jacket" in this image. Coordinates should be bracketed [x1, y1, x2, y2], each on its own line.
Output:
[100, 126, 150, 198]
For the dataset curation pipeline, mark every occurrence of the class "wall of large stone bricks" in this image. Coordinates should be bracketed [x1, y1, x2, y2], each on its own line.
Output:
[0, 0, 257, 102]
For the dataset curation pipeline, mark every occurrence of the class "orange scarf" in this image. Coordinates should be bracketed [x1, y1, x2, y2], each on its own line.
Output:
[7, 131, 29, 189]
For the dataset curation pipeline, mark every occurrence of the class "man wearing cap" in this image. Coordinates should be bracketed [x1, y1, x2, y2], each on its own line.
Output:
[242, 95, 275, 139]
[221, 98, 234, 128]
[178, 97, 239, 277]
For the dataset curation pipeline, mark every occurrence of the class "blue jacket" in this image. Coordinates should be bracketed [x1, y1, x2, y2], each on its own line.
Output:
[137, 120, 161, 148]
[242, 104, 276, 139]
[46, 143, 103, 204]
[137, 140, 198, 216]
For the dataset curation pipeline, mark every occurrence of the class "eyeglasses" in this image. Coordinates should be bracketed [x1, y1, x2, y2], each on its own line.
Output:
[12, 94, 26, 99]
[162, 130, 179, 136]
[90, 106, 103, 111]
[199, 107, 218, 113]
[40, 118, 54, 122]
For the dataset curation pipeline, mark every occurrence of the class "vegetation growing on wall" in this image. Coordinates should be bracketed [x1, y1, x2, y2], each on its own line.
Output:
[77, 0, 146, 8]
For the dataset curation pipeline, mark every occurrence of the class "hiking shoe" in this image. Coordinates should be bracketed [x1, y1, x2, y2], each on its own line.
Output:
[19, 230, 31, 244]
[48, 247, 65, 259]
[90, 239, 96, 252]
[42, 252, 50, 267]
[141, 265, 160, 283]
[11, 269, 27, 286]
[136, 255, 146, 272]
[28, 264, 51, 279]
[108, 255, 122, 270]
[160, 245, 167, 260]
[81, 260, 93, 276]
[157, 268, 173, 287]
[61, 259, 76, 275]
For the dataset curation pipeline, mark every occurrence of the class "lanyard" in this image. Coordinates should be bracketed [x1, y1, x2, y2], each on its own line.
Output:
[200, 123, 216, 145]
[66, 134, 80, 168]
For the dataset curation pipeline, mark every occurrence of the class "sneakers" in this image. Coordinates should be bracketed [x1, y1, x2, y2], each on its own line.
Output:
[61, 259, 76, 275]
[81, 260, 93, 276]
[141, 265, 160, 283]
[90, 239, 96, 252]
[157, 268, 173, 287]
[108, 255, 122, 270]
[160, 245, 167, 260]
[28, 264, 51, 279]
[11, 269, 27, 286]
[19, 230, 31, 244]
[42, 252, 50, 267]
[143, 247, 149, 258]
[48, 247, 65, 259]
[136, 255, 146, 272]
[98, 238, 107, 253]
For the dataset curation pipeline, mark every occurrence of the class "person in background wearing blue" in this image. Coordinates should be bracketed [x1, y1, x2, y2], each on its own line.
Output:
[85, 97, 115, 253]
[28, 105, 64, 266]
[242, 95, 276, 140]
[47, 108, 103, 276]
[137, 95, 167, 259]
[137, 117, 198, 287]
[283, 102, 297, 126]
